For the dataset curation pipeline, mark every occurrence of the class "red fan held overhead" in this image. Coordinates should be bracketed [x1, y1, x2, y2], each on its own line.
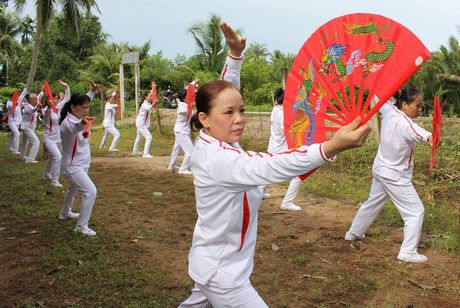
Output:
[115, 92, 122, 120]
[430, 96, 442, 175]
[185, 83, 196, 121]
[43, 80, 58, 113]
[284, 13, 431, 151]
[11, 89, 19, 117]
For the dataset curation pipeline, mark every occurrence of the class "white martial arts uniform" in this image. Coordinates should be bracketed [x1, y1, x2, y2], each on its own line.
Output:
[59, 91, 97, 229]
[133, 100, 153, 155]
[348, 101, 431, 254]
[42, 86, 70, 183]
[20, 100, 40, 162]
[267, 105, 303, 206]
[180, 54, 335, 307]
[168, 100, 193, 172]
[6, 88, 26, 153]
[99, 101, 121, 151]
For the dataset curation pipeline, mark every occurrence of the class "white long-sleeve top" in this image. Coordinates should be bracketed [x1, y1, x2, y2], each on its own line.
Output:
[20, 102, 40, 130]
[102, 102, 118, 128]
[135, 100, 153, 129]
[267, 105, 287, 154]
[189, 130, 333, 287]
[60, 90, 95, 174]
[373, 101, 431, 183]
[173, 100, 190, 134]
[220, 53, 243, 91]
[43, 86, 71, 143]
[6, 87, 27, 126]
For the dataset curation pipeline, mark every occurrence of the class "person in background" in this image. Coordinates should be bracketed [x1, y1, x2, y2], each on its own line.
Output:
[99, 92, 121, 152]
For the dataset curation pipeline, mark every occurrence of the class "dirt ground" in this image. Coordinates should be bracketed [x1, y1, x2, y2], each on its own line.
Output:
[1, 153, 458, 307]
[90, 156, 459, 307]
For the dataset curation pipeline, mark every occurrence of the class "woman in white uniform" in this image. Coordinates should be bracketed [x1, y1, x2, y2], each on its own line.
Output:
[19, 92, 41, 163]
[99, 93, 121, 152]
[132, 85, 156, 158]
[179, 22, 371, 308]
[42, 80, 71, 187]
[267, 88, 303, 211]
[168, 88, 193, 174]
[345, 87, 435, 263]
[58, 85, 98, 237]
[6, 87, 27, 154]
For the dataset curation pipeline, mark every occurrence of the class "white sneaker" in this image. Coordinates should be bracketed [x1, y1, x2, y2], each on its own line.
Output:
[167, 165, 180, 171]
[74, 225, 97, 237]
[397, 252, 428, 263]
[344, 231, 366, 241]
[109, 148, 119, 152]
[280, 203, 301, 211]
[51, 181, 63, 187]
[262, 192, 271, 200]
[11, 151, 20, 155]
[132, 151, 142, 155]
[25, 159, 39, 164]
[43, 173, 52, 180]
[58, 211, 79, 220]
[178, 169, 192, 175]
[142, 154, 154, 159]
[18, 156, 26, 161]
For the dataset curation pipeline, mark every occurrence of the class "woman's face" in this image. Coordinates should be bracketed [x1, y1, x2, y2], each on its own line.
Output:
[402, 94, 423, 119]
[70, 101, 91, 119]
[199, 88, 246, 144]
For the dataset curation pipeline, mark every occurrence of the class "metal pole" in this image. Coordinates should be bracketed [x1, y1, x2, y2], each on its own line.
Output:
[135, 63, 140, 115]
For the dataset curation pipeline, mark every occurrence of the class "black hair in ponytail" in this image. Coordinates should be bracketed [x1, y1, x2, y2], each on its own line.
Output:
[394, 86, 421, 109]
[59, 93, 91, 124]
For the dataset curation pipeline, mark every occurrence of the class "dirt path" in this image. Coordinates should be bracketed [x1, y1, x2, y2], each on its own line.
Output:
[91, 155, 459, 307]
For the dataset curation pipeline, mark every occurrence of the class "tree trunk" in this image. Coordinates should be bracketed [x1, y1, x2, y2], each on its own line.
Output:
[26, 0, 43, 90]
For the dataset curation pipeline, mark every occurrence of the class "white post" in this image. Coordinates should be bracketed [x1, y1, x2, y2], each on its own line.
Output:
[119, 64, 125, 119]
[135, 63, 140, 115]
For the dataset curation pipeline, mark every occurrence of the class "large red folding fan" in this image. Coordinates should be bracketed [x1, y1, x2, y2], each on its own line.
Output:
[430, 96, 442, 175]
[284, 13, 431, 150]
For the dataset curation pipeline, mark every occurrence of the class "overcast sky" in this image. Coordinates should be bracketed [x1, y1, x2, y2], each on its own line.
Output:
[13, 0, 460, 59]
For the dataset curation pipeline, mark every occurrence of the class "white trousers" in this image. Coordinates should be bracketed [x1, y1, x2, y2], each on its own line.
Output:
[281, 177, 302, 205]
[169, 132, 193, 171]
[62, 169, 97, 228]
[21, 127, 40, 160]
[348, 173, 425, 254]
[133, 127, 152, 155]
[43, 139, 62, 182]
[99, 126, 121, 150]
[8, 124, 20, 152]
[179, 281, 268, 308]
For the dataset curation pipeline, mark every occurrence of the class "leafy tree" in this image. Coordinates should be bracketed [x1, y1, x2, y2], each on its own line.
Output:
[20, 15, 33, 44]
[0, 10, 21, 85]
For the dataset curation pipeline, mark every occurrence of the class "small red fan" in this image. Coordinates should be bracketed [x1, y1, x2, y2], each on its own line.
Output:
[185, 83, 196, 121]
[82, 117, 95, 138]
[43, 80, 58, 113]
[11, 89, 19, 117]
[115, 92, 122, 120]
[430, 96, 442, 175]
[284, 13, 431, 151]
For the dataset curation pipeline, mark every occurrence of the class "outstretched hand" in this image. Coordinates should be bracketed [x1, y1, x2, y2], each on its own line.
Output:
[220, 22, 246, 58]
[58, 79, 68, 88]
[89, 81, 98, 92]
[323, 117, 371, 158]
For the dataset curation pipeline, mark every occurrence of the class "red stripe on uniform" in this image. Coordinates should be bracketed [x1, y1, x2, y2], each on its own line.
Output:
[319, 143, 328, 161]
[408, 144, 415, 167]
[238, 192, 250, 252]
[199, 136, 211, 144]
[277, 149, 308, 155]
[49, 117, 52, 133]
[220, 64, 228, 80]
[144, 111, 149, 125]
[71, 135, 78, 163]
[392, 105, 424, 140]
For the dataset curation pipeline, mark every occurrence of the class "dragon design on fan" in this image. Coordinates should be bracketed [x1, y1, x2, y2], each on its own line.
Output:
[289, 59, 327, 147]
[318, 22, 394, 82]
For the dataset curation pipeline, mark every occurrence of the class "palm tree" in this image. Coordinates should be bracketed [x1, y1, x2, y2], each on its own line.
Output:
[188, 14, 226, 74]
[248, 42, 268, 60]
[20, 15, 34, 45]
[12, 0, 99, 89]
[270, 49, 295, 87]
[0, 11, 21, 85]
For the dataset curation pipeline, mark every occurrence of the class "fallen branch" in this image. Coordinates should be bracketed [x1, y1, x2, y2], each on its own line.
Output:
[300, 273, 327, 280]
[408, 279, 439, 291]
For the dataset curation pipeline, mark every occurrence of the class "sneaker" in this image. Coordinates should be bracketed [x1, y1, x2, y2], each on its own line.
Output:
[344, 231, 366, 241]
[280, 202, 301, 211]
[262, 192, 271, 200]
[178, 169, 192, 175]
[132, 151, 142, 155]
[397, 252, 428, 263]
[58, 211, 79, 220]
[142, 154, 154, 159]
[51, 181, 63, 187]
[25, 159, 39, 164]
[74, 225, 96, 237]
[11, 151, 21, 155]
[109, 148, 119, 152]
[18, 156, 26, 161]
[43, 173, 52, 180]
[167, 165, 180, 171]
